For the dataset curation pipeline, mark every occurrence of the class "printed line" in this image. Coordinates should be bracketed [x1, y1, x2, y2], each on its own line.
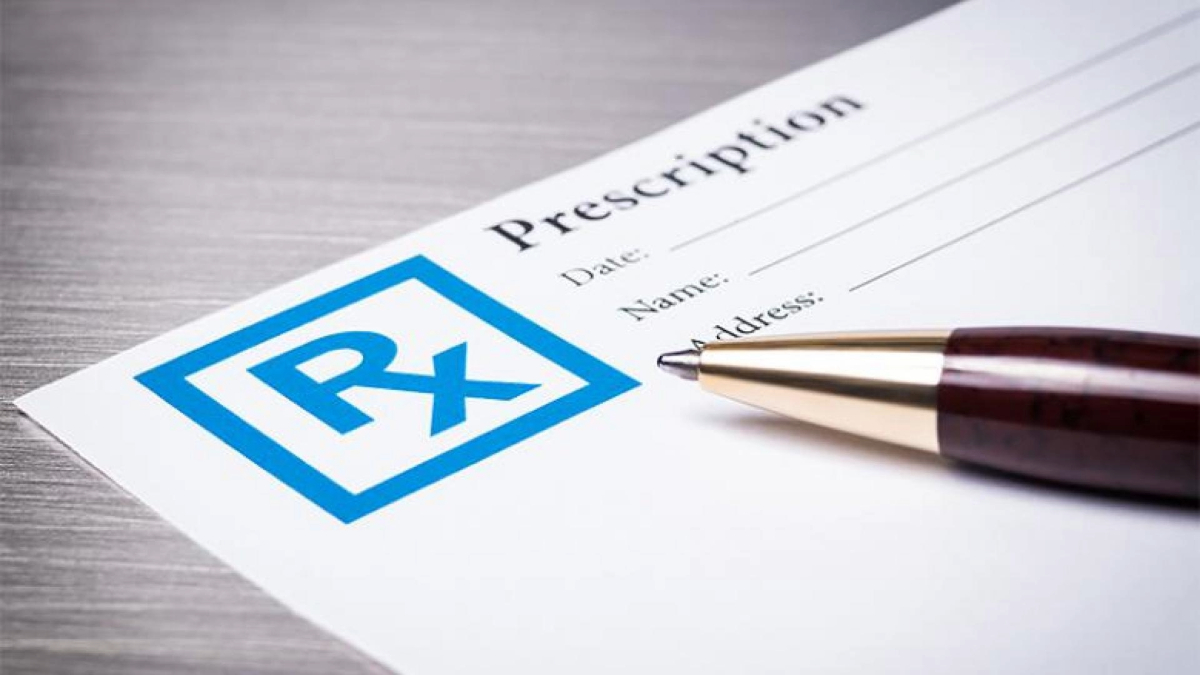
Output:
[748, 62, 1198, 275]
[667, 9, 1198, 253]
[846, 120, 1200, 293]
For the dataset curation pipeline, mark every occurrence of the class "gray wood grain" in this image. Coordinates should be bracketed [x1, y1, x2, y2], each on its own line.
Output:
[0, 1, 955, 672]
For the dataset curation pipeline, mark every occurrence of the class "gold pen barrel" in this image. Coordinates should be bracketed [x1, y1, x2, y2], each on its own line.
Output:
[698, 331, 951, 453]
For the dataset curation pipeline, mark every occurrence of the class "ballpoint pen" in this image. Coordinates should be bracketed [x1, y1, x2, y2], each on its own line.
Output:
[657, 327, 1199, 499]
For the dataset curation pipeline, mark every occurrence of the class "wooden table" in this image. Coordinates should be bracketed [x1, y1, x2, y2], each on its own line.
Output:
[0, 1, 955, 671]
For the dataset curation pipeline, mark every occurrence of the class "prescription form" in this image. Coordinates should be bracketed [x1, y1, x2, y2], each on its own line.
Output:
[17, 0, 1200, 672]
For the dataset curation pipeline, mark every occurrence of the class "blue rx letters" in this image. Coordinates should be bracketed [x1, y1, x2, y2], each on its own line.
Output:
[249, 331, 538, 436]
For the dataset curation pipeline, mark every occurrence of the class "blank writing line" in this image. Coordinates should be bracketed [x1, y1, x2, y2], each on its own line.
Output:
[667, 9, 1197, 253]
[748, 62, 1198, 275]
[847, 120, 1200, 293]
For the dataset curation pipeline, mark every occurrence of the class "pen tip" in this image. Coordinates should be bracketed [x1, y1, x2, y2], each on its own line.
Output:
[657, 349, 700, 381]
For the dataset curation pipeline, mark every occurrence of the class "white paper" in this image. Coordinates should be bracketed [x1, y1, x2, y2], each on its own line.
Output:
[17, 0, 1200, 672]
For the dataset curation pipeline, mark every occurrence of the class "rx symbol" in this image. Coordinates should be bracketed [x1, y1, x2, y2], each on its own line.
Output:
[249, 331, 538, 436]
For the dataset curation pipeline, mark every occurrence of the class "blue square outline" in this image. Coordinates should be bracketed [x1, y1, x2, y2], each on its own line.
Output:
[135, 255, 639, 523]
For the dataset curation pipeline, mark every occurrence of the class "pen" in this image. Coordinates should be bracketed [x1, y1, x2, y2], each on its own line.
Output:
[657, 327, 1199, 499]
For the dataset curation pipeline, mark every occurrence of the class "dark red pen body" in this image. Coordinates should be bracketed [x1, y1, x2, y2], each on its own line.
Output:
[938, 327, 1198, 498]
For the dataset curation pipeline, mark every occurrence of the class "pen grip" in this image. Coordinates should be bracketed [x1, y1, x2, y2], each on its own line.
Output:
[936, 327, 1200, 499]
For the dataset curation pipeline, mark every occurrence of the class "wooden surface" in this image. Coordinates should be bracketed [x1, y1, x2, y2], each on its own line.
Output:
[0, 0, 955, 672]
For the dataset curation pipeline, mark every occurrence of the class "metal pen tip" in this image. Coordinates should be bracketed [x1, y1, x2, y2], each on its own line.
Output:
[656, 349, 700, 381]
